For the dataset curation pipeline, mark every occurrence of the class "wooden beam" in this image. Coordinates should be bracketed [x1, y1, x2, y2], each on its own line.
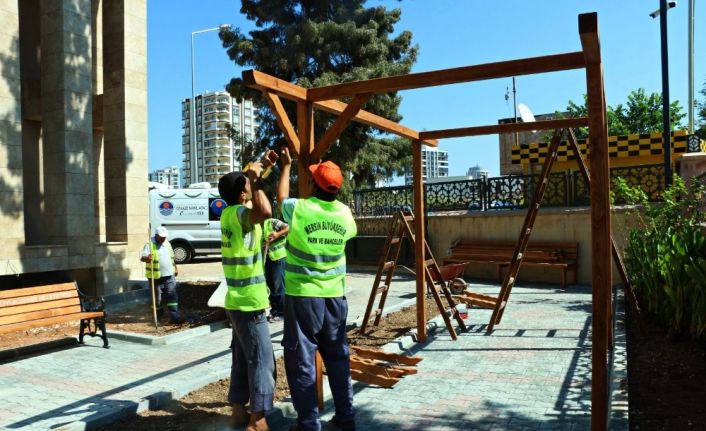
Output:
[307, 52, 586, 101]
[243, 69, 307, 101]
[242, 69, 436, 146]
[350, 346, 422, 366]
[311, 94, 371, 162]
[262, 92, 301, 155]
[580, 12, 611, 431]
[314, 99, 437, 147]
[297, 101, 314, 197]
[412, 141, 426, 342]
[419, 117, 590, 140]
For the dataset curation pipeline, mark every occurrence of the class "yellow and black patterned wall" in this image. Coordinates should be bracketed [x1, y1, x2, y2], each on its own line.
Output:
[510, 130, 706, 174]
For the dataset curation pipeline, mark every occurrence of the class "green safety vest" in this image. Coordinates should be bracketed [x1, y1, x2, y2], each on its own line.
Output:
[145, 240, 174, 279]
[220, 205, 268, 311]
[285, 197, 357, 297]
[263, 218, 287, 261]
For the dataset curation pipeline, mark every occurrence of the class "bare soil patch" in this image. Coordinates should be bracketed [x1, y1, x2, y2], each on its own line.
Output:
[96, 300, 440, 431]
[626, 306, 706, 430]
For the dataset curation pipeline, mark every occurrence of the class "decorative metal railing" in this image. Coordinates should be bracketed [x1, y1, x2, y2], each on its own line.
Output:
[351, 164, 666, 216]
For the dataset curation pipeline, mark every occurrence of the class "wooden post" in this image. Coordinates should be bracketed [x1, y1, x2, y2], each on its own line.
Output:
[412, 140, 426, 342]
[580, 12, 611, 431]
[297, 101, 314, 197]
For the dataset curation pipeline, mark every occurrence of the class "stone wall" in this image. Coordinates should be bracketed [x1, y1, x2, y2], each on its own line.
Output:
[354, 208, 634, 285]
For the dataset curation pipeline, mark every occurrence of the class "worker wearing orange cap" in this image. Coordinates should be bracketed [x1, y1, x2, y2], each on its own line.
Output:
[277, 148, 357, 431]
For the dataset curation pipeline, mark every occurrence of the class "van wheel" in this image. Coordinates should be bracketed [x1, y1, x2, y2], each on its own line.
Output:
[172, 242, 193, 264]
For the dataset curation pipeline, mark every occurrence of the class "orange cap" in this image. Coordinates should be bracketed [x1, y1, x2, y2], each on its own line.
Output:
[309, 161, 343, 193]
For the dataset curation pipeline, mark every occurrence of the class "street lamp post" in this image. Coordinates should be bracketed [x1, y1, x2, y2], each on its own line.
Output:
[190, 24, 230, 186]
[650, 1, 677, 189]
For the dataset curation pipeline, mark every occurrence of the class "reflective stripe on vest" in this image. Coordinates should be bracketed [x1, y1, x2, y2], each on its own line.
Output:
[284, 198, 356, 297]
[145, 241, 174, 279]
[220, 205, 268, 311]
[263, 219, 287, 261]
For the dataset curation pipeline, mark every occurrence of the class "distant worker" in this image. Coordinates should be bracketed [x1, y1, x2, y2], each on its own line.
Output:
[263, 217, 289, 322]
[218, 158, 275, 431]
[140, 226, 181, 324]
[277, 148, 358, 431]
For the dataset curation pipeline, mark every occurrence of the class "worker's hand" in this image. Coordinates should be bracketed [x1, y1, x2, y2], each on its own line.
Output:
[142, 255, 152, 263]
[267, 232, 277, 243]
[280, 147, 292, 166]
[247, 161, 264, 180]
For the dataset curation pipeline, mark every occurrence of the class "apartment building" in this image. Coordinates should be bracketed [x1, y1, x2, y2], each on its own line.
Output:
[181, 91, 258, 186]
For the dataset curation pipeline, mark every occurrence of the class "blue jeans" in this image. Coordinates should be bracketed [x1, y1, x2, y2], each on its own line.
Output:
[227, 309, 276, 413]
[265, 257, 285, 316]
[282, 296, 354, 431]
[152, 275, 179, 322]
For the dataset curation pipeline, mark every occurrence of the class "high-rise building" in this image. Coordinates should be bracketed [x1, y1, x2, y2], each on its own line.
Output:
[182, 91, 258, 187]
[405, 147, 449, 184]
[149, 166, 180, 188]
[467, 164, 489, 180]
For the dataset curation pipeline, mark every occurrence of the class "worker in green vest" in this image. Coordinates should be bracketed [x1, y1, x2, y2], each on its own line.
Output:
[140, 226, 181, 324]
[277, 147, 357, 431]
[218, 160, 275, 431]
[262, 217, 289, 322]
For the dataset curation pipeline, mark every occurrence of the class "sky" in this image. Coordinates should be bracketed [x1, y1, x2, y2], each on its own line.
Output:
[147, 0, 705, 181]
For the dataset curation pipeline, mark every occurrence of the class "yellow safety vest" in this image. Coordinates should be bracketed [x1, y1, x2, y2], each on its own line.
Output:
[220, 205, 268, 311]
[263, 218, 287, 261]
[285, 198, 357, 297]
[145, 240, 174, 279]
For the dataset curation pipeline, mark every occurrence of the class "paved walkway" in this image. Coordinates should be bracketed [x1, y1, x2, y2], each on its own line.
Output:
[0, 269, 628, 431]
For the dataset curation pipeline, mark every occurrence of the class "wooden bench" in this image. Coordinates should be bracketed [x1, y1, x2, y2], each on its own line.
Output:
[0, 282, 109, 348]
[443, 239, 579, 288]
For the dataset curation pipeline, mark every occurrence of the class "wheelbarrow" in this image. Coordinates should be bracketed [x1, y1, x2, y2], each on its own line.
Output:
[433, 262, 469, 295]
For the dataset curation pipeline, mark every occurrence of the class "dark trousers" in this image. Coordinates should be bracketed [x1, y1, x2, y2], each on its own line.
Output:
[152, 275, 179, 322]
[228, 309, 276, 413]
[265, 257, 285, 316]
[282, 296, 354, 431]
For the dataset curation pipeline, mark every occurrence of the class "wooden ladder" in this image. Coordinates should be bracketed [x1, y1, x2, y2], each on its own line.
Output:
[360, 209, 467, 339]
[487, 128, 642, 333]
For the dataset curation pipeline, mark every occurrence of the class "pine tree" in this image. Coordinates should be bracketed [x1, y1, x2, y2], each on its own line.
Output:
[220, 0, 418, 194]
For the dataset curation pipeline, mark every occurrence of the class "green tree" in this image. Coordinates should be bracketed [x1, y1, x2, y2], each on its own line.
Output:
[563, 89, 686, 139]
[219, 0, 418, 195]
[697, 77, 706, 139]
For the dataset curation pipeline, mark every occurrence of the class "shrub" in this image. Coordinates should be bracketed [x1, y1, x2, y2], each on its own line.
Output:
[614, 176, 706, 337]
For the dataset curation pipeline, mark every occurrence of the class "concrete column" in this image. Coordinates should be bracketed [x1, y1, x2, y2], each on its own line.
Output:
[40, 0, 96, 261]
[103, 0, 148, 279]
[0, 1, 24, 268]
[680, 153, 706, 185]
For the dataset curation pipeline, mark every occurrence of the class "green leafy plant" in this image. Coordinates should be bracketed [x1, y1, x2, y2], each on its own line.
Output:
[614, 176, 706, 337]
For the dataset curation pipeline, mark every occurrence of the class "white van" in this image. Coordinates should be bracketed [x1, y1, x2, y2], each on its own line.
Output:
[149, 187, 227, 263]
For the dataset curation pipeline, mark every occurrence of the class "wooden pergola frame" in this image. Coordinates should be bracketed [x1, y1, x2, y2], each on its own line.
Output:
[244, 13, 613, 430]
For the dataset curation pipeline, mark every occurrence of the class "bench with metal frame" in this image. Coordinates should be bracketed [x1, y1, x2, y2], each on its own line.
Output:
[0, 282, 109, 349]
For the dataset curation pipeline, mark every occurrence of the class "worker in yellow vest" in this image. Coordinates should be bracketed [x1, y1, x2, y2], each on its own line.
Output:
[140, 226, 181, 324]
[277, 148, 357, 431]
[218, 160, 275, 431]
[262, 217, 289, 322]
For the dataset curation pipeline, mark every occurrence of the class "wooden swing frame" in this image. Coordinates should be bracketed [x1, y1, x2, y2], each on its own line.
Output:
[243, 13, 613, 430]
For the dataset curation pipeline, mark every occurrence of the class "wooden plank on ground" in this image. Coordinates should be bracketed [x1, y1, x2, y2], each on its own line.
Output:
[350, 346, 422, 366]
[350, 368, 400, 388]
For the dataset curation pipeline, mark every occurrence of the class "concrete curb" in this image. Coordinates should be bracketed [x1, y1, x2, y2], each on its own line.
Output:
[108, 321, 230, 345]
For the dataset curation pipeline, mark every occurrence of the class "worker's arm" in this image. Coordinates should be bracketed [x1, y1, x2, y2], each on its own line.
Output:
[277, 147, 293, 214]
[247, 161, 272, 226]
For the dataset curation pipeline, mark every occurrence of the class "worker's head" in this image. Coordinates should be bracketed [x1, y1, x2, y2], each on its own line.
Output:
[218, 172, 249, 206]
[309, 160, 343, 201]
[155, 226, 168, 243]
